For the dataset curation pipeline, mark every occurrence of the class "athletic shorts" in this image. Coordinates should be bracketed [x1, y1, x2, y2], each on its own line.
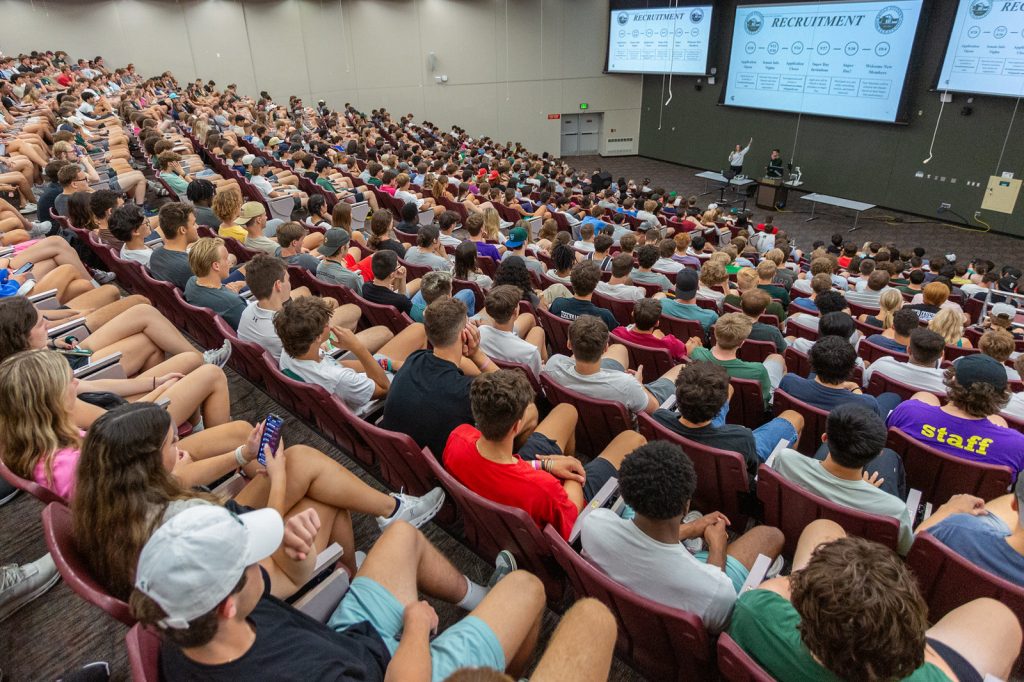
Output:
[693, 552, 750, 593]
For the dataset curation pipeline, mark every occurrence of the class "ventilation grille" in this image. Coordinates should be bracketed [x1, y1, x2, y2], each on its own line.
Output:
[605, 136, 635, 155]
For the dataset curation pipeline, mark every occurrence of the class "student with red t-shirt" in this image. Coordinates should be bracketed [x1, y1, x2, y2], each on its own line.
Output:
[443, 370, 646, 539]
[612, 298, 703, 363]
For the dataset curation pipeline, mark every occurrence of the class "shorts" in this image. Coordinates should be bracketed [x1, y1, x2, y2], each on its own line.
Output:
[600, 358, 626, 372]
[108, 177, 121, 193]
[927, 637, 982, 682]
[693, 552, 750, 593]
[763, 357, 785, 391]
[582, 457, 617, 501]
[328, 577, 505, 682]
[600, 358, 674, 405]
[519, 432, 562, 460]
[751, 416, 799, 462]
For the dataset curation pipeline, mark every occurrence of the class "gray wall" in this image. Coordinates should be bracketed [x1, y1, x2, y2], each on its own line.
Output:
[0, 0, 642, 156]
[638, 1, 1024, 236]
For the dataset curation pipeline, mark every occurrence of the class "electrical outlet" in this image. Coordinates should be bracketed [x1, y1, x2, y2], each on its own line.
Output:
[938, 202, 951, 212]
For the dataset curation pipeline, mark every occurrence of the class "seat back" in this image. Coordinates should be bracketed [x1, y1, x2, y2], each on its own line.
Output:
[126, 624, 161, 682]
[451, 278, 485, 313]
[783, 345, 811, 377]
[170, 288, 229, 350]
[215, 316, 269, 387]
[858, 337, 909, 364]
[537, 307, 571, 356]
[543, 526, 712, 681]
[490, 358, 544, 399]
[398, 258, 432, 281]
[540, 374, 633, 457]
[659, 314, 705, 343]
[614, 334, 677, 377]
[591, 290, 635, 327]
[757, 465, 902, 558]
[736, 338, 776, 363]
[346, 415, 441, 499]
[636, 413, 751, 524]
[42, 503, 135, 625]
[354, 295, 413, 334]
[846, 301, 880, 319]
[475, 255, 498, 278]
[864, 371, 928, 401]
[885, 428, 1013, 504]
[717, 632, 775, 682]
[0, 457, 65, 505]
[771, 388, 827, 456]
[943, 344, 980, 361]
[727, 377, 767, 428]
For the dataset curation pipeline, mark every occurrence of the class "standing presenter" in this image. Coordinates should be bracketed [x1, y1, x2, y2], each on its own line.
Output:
[728, 138, 753, 175]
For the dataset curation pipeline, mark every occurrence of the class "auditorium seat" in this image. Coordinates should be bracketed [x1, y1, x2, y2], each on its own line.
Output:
[717, 632, 774, 682]
[540, 374, 633, 458]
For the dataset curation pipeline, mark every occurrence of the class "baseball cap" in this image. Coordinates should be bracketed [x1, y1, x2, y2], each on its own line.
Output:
[318, 228, 351, 257]
[991, 303, 1016, 320]
[240, 154, 255, 165]
[251, 157, 267, 169]
[267, 136, 282, 147]
[233, 201, 266, 225]
[134, 505, 283, 629]
[504, 226, 528, 249]
[954, 354, 1008, 391]
[675, 269, 699, 299]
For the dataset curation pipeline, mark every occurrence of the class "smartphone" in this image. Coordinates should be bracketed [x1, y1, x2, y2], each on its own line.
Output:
[60, 347, 93, 357]
[257, 414, 284, 466]
[12, 262, 32, 275]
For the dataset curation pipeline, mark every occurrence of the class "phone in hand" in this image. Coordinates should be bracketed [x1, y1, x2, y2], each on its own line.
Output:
[12, 262, 33, 275]
[60, 347, 93, 357]
[257, 414, 284, 466]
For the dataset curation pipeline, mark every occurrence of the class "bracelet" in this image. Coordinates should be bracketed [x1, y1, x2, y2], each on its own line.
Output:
[234, 446, 247, 466]
[531, 459, 541, 471]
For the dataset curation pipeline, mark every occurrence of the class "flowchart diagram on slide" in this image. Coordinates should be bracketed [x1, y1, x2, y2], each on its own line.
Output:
[938, 0, 1024, 97]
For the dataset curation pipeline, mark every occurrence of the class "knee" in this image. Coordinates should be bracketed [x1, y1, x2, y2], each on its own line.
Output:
[569, 597, 615, 632]
[968, 598, 1022, 646]
[193, 362, 226, 386]
[225, 419, 254, 442]
[123, 294, 151, 307]
[501, 570, 545, 608]
[378, 518, 422, 546]
[614, 430, 647, 452]
[758, 525, 786, 554]
[780, 409, 805, 433]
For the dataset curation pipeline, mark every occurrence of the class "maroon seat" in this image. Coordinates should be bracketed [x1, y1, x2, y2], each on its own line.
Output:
[659, 314, 705, 342]
[963, 296, 984, 325]
[909, 532, 1024, 675]
[943, 344, 981, 361]
[136, 269, 190, 331]
[612, 333, 677, 377]
[784, 345, 812, 377]
[787, 300, 819, 318]
[846, 301, 880, 319]
[853, 318, 883, 338]
[757, 465, 902, 558]
[353, 295, 413, 334]
[695, 297, 718, 312]
[786, 316, 818, 342]
[346, 414, 442, 500]
[736, 338, 776, 363]
[591, 291, 635, 327]
[398, 258, 432, 281]
[864, 371, 928, 401]
[727, 376, 768, 428]
[540, 374, 633, 457]
[171, 288, 230, 350]
[772, 388, 827, 456]
[126, 624, 161, 682]
[0, 457, 64, 505]
[886, 428, 1013, 504]
[537, 307, 571, 356]
[717, 632, 774, 682]
[213, 316, 270, 388]
[634, 280, 665, 298]
[475, 255, 498, 278]
[490, 358, 544, 398]
[858, 337, 909, 364]
[544, 526, 713, 681]
[637, 413, 751, 525]
[451, 278, 485, 312]
[43, 502, 135, 625]
[221, 234, 257, 264]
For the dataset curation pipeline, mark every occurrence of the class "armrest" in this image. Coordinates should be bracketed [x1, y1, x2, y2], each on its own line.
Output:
[28, 288, 60, 309]
[314, 543, 343, 575]
[211, 473, 248, 498]
[74, 352, 126, 380]
[48, 317, 90, 341]
[569, 477, 618, 543]
[294, 569, 350, 623]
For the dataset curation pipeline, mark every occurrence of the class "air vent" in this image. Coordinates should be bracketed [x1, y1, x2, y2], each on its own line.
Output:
[605, 136, 635, 155]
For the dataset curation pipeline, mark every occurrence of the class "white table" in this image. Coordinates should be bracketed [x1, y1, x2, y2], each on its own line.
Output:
[696, 171, 757, 208]
[800, 193, 876, 232]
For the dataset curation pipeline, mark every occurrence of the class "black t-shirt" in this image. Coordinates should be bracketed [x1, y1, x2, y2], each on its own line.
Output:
[361, 281, 413, 314]
[549, 297, 619, 330]
[160, 568, 389, 681]
[905, 303, 940, 322]
[380, 349, 474, 458]
[652, 408, 759, 479]
[35, 183, 62, 227]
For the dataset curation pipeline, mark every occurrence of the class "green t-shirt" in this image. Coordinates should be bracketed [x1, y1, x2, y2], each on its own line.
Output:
[729, 590, 949, 682]
[315, 176, 335, 192]
[689, 346, 772, 408]
[724, 294, 786, 322]
[757, 283, 790, 307]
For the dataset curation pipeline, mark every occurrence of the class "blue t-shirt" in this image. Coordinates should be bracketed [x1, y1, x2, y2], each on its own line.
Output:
[549, 297, 619, 330]
[929, 513, 1024, 586]
[661, 299, 718, 333]
[791, 297, 817, 312]
[779, 374, 885, 417]
[867, 334, 907, 354]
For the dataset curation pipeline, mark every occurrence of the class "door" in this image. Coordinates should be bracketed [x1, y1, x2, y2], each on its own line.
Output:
[560, 115, 579, 156]
[579, 113, 601, 155]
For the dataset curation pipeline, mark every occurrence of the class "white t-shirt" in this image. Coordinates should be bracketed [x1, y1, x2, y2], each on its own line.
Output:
[251, 174, 275, 198]
[279, 350, 377, 413]
[861, 356, 946, 394]
[581, 509, 738, 632]
[237, 301, 283, 360]
[596, 280, 645, 301]
[479, 326, 542, 376]
[541, 354, 648, 413]
[120, 245, 152, 267]
[394, 189, 423, 208]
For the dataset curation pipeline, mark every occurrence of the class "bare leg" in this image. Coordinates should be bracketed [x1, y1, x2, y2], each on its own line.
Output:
[64, 284, 121, 311]
[330, 303, 362, 331]
[376, 322, 427, 365]
[725, 525, 785, 571]
[82, 294, 151, 330]
[355, 325, 394, 355]
[178, 420, 252, 459]
[525, 326, 548, 362]
[131, 363, 231, 426]
[564, 430, 646, 511]
[530, 598, 617, 682]
[463, 571, 545, 678]
[792, 519, 846, 571]
[925, 598, 1022, 681]
[513, 312, 536, 338]
[80, 303, 201, 357]
[600, 343, 629, 369]
[533, 403, 578, 457]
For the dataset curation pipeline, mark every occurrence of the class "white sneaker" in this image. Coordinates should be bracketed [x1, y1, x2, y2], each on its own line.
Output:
[376, 487, 445, 530]
[29, 220, 51, 238]
[682, 510, 705, 554]
[202, 339, 232, 367]
[487, 550, 517, 588]
[18, 202, 37, 215]
[0, 554, 60, 622]
[765, 554, 785, 579]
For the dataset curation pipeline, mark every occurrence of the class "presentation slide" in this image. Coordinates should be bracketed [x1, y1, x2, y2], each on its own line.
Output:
[937, 0, 1024, 98]
[607, 5, 714, 74]
[723, 0, 924, 123]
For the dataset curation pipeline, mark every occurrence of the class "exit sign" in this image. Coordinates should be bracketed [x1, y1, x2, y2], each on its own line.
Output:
[547, 113, 560, 120]
[580, 103, 589, 110]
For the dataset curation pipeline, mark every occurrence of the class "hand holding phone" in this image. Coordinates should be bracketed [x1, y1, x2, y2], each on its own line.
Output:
[12, 262, 33, 276]
[257, 413, 284, 466]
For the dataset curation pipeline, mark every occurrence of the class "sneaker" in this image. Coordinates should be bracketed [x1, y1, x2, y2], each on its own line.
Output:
[18, 202, 37, 215]
[765, 554, 785, 580]
[487, 550, 517, 588]
[29, 220, 51, 238]
[0, 480, 18, 506]
[202, 339, 232, 367]
[376, 487, 445, 530]
[0, 554, 61, 622]
[93, 270, 116, 285]
[682, 510, 705, 554]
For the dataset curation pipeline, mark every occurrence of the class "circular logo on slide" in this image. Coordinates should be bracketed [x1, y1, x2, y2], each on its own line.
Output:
[617, 12, 629, 25]
[970, 0, 993, 19]
[690, 8, 704, 23]
[744, 11, 765, 34]
[745, 41, 757, 54]
[876, 6, 903, 34]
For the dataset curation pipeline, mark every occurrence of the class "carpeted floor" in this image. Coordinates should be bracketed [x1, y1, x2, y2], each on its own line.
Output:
[575, 155, 1024, 266]
[0, 368, 645, 681]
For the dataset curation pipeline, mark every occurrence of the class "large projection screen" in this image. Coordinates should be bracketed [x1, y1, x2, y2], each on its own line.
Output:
[606, 5, 714, 75]
[937, 0, 1024, 98]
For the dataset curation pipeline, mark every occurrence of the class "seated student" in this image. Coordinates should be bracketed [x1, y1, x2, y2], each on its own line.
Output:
[213, 190, 247, 242]
[240, 203, 281, 255]
[108, 204, 154, 266]
[727, 266, 789, 321]
[545, 242, 576, 285]
[595, 253, 646, 301]
[863, 328, 948, 395]
[977, 328, 1021, 381]
[149, 203, 200, 290]
[316, 227, 364, 293]
[653, 238, 684, 274]
[741, 289, 786, 353]
[542, 315, 680, 415]
[860, 288, 903, 330]
[661, 269, 718, 334]
[698, 261, 732, 311]
[411, 270, 477, 321]
[478, 285, 546, 376]
[131, 505, 545, 682]
[772, 403, 912, 552]
[653, 361, 802, 475]
[464, 211, 503, 261]
[689, 313, 786, 410]
[581, 441, 784, 633]
[729, 520, 1021, 682]
[184, 237, 248, 329]
[898, 266, 928, 296]
[572, 223, 596, 253]
[273, 221, 320, 272]
[404, 224, 452, 271]
[366, 208, 408, 259]
[500, 226, 545, 275]
[612, 298, 702, 363]
[888, 355, 1024, 477]
[585, 233, 614, 272]
[361, 250, 422, 316]
[791, 273, 832, 314]
[789, 311, 865, 375]
[445, 368, 645, 538]
[629, 244, 674, 292]
[845, 269, 892, 309]
[905, 281, 950, 323]
[915, 480, 1024, 587]
[865, 307, 919, 355]
[437, 210, 461, 248]
[780, 336, 901, 416]
[549, 261, 619, 330]
[237, 254, 371, 360]
[382, 297, 517, 458]
[275, 296, 425, 414]
[755, 260, 789, 307]
[186, 178, 219, 228]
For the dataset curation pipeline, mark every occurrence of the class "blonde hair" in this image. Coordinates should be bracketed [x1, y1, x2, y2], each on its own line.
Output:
[929, 307, 965, 346]
[0, 350, 80, 487]
[52, 140, 75, 156]
[876, 289, 904, 329]
[188, 237, 224, 277]
[700, 261, 728, 287]
[735, 267, 758, 292]
[212, 189, 242, 224]
[714, 313, 752, 350]
[707, 251, 731, 267]
[482, 207, 502, 242]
